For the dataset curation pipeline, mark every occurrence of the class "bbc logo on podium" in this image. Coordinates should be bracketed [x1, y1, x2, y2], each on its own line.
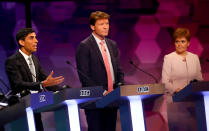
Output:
[80, 90, 91, 96]
[39, 95, 46, 102]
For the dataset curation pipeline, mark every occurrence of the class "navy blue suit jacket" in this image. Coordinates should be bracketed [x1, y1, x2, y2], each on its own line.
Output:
[76, 35, 124, 90]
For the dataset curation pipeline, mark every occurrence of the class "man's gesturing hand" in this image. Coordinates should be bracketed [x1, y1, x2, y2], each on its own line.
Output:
[42, 71, 64, 87]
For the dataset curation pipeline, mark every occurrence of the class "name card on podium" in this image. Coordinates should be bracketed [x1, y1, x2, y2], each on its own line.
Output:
[30, 91, 53, 110]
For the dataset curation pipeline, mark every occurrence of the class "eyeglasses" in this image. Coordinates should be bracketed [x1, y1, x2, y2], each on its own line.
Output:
[175, 40, 187, 44]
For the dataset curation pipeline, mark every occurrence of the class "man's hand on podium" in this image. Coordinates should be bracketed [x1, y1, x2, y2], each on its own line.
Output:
[102, 82, 124, 96]
[42, 70, 64, 87]
[103, 90, 114, 96]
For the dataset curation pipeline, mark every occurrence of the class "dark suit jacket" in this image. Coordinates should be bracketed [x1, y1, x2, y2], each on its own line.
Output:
[76, 35, 124, 90]
[5, 51, 57, 96]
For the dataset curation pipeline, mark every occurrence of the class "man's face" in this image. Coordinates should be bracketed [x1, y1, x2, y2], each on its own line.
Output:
[90, 19, 109, 40]
[19, 32, 38, 55]
[174, 37, 190, 54]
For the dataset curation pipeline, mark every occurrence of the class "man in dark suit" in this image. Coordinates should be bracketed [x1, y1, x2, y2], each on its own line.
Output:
[5, 28, 64, 131]
[76, 11, 124, 131]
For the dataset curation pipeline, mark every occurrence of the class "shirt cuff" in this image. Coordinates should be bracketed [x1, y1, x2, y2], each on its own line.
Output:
[40, 81, 44, 90]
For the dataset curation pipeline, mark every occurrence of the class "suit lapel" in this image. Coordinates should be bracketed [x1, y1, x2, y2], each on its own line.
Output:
[89, 35, 117, 73]
[105, 39, 114, 63]
[105, 39, 117, 73]
[16, 52, 34, 82]
[90, 35, 105, 64]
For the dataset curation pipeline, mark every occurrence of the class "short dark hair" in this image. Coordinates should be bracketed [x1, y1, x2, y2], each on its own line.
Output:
[89, 11, 110, 26]
[173, 27, 191, 42]
[16, 28, 35, 48]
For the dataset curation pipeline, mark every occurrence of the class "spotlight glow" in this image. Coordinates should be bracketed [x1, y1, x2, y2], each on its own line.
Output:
[64, 100, 81, 131]
[202, 92, 209, 131]
[26, 107, 36, 131]
[128, 96, 146, 131]
[0, 102, 8, 106]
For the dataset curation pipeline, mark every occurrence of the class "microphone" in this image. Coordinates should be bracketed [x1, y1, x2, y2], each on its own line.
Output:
[190, 79, 198, 83]
[66, 60, 96, 85]
[0, 93, 8, 107]
[0, 77, 15, 107]
[0, 86, 4, 96]
[0, 77, 10, 93]
[0, 89, 5, 103]
[0, 89, 7, 107]
[0, 77, 12, 98]
[129, 60, 158, 83]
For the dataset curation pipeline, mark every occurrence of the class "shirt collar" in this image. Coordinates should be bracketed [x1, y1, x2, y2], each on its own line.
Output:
[19, 49, 32, 60]
[92, 33, 105, 44]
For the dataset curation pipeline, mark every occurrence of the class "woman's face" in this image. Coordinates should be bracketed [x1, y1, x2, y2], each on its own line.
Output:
[174, 37, 190, 55]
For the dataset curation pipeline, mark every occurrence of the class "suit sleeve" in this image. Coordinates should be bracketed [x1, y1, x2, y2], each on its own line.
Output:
[76, 42, 92, 86]
[113, 41, 124, 84]
[162, 55, 175, 94]
[5, 58, 42, 94]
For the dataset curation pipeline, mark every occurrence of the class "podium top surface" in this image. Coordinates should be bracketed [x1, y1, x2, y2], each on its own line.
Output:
[0, 86, 105, 125]
[190, 81, 209, 92]
[96, 83, 165, 108]
[173, 81, 209, 102]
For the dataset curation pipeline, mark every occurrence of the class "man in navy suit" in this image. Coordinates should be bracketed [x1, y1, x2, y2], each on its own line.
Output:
[76, 11, 124, 131]
[5, 28, 64, 131]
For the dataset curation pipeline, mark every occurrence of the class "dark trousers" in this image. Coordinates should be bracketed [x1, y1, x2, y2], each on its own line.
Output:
[34, 113, 44, 131]
[85, 107, 118, 131]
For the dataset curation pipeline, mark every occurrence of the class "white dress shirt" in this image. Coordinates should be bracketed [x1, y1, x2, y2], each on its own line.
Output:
[19, 49, 38, 93]
[92, 33, 115, 84]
